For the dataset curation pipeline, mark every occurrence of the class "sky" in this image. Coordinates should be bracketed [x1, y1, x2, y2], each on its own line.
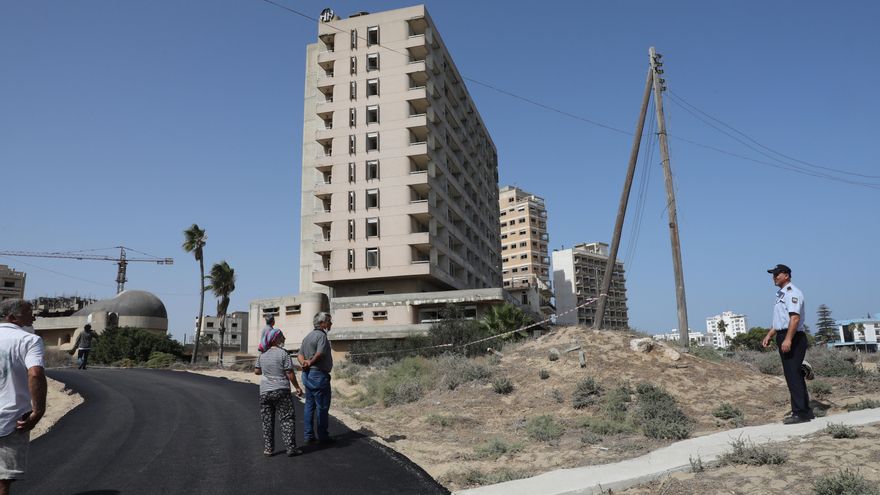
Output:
[2, 1, 878, 343]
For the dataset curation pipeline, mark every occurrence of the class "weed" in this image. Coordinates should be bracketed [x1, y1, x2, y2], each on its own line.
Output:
[634, 383, 693, 440]
[809, 347, 866, 378]
[525, 415, 564, 442]
[112, 358, 137, 368]
[472, 437, 523, 460]
[846, 399, 880, 412]
[335, 362, 365, 384]
[550, 388, 565, 404]
[144, 352, 178, 368]
[825, 423, 859, 439]
[426, 414, 453, 428]
[719, 438, 788, 466]
[689, 455, 705, 473]
[572, 377, 602, 409]
[493, 376, 514, 394]
[601, 385, 633, 422]
[548, 349, 560, 361]
[581, 432, 602, 445]
[539, 369, 550, 380]
[441, 467, 531, 489]
[44, 349, 73, 368]
[810, 380, 833, 400]
[363, 356, 434, 406]
[436, 354, 492, 390]
[713, 403, 744, 421]
[577, 416, 633, 435]
[813, 468, 879, 495]
[690, 345, 723, 362]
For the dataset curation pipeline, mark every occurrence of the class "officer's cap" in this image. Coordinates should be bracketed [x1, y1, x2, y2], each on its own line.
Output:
[767, 264, 792, 276]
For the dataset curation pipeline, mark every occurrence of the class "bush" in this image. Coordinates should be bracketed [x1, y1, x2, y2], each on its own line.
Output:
[810, 347, 866, 378]
[335, 362, 365, 384]
[44, 349, 73, 368]
[472, 437, 523, 459]
[548, 349, 560, 361]
[825, 423, 858, 439]
[92, 326, 184, 364]
[538, 369, 550, 380]
[601, 385, 633, 422]
[581, 432, 602, 445]
[719, 438, 788, 466]
[492, 377, 514, 394]
[572, 377, 602, 409]
[713, 403, 744, 421]
[689, 455, 705, 473]
[577, 416, 633, 435]
[144, 352, 178, 368]
[729, 327, 773, 352]
[437, 354, 492, 390]
[112, 358, 137, 368]
[426, 414, 453, 428]
[813, 468, 879, 495]
[550, 388, 564, 404]
[690, 345, 723, 362]
[525, 415, 564, 442]
[228, 360, 254, 372]
[363, 356, 434, 406]
[441, 467, 530, 489]
[634, 383, 692, 440]
[810, 380, 833, 400]
[846, 399, 880, 412]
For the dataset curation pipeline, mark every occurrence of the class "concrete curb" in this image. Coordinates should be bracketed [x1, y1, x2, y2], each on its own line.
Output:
[455, 408, 880, 495]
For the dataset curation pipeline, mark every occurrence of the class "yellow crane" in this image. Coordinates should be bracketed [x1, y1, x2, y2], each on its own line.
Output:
[0, 246, 173, 294]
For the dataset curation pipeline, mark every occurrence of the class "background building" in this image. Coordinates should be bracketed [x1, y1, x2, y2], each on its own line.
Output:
[498, 186, 553, 317]
[0, 265, 26, 302]
[833, 314, 879, 352]
[705, 311, 749, 348]
[31, 296, 97, 317]
[296, 6, 502, 345]
[193, 311, 249, 352]
[653, 329, 707, 346]
[247, 293, 329, 355]
[552, 242, 628, 328]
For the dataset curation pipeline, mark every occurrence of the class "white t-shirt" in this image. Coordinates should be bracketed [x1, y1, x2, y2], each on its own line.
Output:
[0, 322, 45, 437]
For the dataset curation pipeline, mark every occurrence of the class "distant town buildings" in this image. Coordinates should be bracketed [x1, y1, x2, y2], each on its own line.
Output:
[498, 186, 553, 317]
[705, 311, 749, 348]
[0, 265, 26, 302]
[833, 314, 879, 352]
[552, 242, 628, 329]
[653, 329, 708, 346]
[30, 296, 97, 318]
[193, 311, 249, 351]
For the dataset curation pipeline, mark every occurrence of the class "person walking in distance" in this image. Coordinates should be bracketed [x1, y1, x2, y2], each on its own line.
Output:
[762, 264, 814, 424]
[298, 312, 334, 444]
[73, 324, 96, 370]
[255, 328, 304, 457]
[0, 299, 47, 494]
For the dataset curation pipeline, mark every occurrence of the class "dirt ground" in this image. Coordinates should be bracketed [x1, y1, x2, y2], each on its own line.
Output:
[37, 378, 83, 440]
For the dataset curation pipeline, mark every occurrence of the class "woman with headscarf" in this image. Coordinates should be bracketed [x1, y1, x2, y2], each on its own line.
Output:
[255, 328, 304, 457]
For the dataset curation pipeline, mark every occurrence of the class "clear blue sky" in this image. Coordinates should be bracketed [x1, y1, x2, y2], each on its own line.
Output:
[2, 1, 877, 342]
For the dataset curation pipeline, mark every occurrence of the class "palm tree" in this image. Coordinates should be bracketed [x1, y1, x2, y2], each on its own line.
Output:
[481, 304, 533, 341]
[207, 261, 236, 366]
[183, 224, 208, 364]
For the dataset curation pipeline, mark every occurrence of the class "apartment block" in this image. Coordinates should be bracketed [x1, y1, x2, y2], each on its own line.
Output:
[705, 311, 749, 348]
[552, 243, 628, 329]
[247, 293, 329, 354]
[194, 311, 249, 351]
[298, 6, 501, 338]
[498, 186, 552, 316]
[0, 265, 26, 302]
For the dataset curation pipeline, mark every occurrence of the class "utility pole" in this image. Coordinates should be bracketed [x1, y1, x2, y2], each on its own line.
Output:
[649, 47, 690, 347]
[593, 67, 654, 331]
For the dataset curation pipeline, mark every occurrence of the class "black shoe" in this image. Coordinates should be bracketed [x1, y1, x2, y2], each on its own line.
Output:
[287, 448, 303, 457]
[783, 414, 812, 425]
[801, 361, 815, 380]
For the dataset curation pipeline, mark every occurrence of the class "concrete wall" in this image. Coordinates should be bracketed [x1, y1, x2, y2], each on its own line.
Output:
[247, 292, 329, 354]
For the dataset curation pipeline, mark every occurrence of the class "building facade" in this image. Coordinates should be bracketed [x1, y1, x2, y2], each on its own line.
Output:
[552, 242, 628, 328]
[0, 265, 26, 302]
[247, 293, 329, 355]
[705, 311, 749, 348]
[498, 186, 552, 317]
[193, 311, 249, 351]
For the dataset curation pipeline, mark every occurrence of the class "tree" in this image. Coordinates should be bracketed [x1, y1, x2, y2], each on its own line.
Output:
[729, 327, 772, 352]
[207, 260, 236, 366]
[183, 223, 208, 364]
[92, 326, 184, 364]
[480, 303, 533, 340]
[815, 304, 838, 344]
[715, 319, 728, 336]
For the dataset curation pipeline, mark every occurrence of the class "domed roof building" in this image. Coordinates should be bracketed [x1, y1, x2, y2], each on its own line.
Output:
[34, 290, 169, 349]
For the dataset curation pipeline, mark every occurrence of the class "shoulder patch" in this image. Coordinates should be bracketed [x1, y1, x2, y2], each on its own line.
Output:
[786, 286, 792, 291]
[792, 297, 798, 303]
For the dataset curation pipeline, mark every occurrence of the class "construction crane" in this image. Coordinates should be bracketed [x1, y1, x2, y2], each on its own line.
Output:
[0, 246, 173, 294]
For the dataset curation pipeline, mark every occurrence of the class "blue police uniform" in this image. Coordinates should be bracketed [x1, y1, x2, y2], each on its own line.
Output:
[772, 281, 813, 421]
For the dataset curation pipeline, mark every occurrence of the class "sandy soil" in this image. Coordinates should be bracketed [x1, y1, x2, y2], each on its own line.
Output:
[35, 378, 84, 440]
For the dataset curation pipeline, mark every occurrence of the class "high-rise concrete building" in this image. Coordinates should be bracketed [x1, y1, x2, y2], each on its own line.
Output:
[552, 243, 628, 328]
[194, 311, 249, 351]
[705, 311, 749, 348]
[297, 6, 502, 342]
[498, 186, 552, 316]
[0, 265, 26, 302]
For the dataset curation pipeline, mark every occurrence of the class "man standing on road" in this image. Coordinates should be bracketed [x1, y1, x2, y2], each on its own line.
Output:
[73, 324, 96, 370]
[0, 299, 47, 494]
[762, 264, 814, 424]
[298, 312, 334, 444]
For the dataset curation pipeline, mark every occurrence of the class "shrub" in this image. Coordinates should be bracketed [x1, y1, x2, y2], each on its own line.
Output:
[472, 437, 523, 460]
[689, 455, 705, 473]
[810, 347, 866, 378]
[335, 362, 365, 384]
[581, 432, 602, 445]
[810, 380, 833, 400]
[813, 468, 879, 495]
[719, 438, 788, 466]
[846, 399, 880, 412]
[825, 423, 858, 439]
[538, 369, 550, 380]
[112, 358, 137, 368]
[572, 377, 602, 409]
[92, 326, 184, 364]
[437, 354, 492, 390]
[577, 416, 633, 435]
[713, 403, 743, 421]
[371, 356, 395, 368]
[228, 360, 254, 372]
[363, 356, 435, 406]
[548, 349, 560, 361]
[634, 383, 692, 440]
[144, 352, 178, 368]
[441, 467, 530, 489]
[550, 388, 565, 404]
[690, 345, 723, 362]
[492, 377, 514, 394]
[44, 349, 73, 368]
[426, 414, 453, 428]
[525, 415, 564, 442]
[601, 385, 633, 422]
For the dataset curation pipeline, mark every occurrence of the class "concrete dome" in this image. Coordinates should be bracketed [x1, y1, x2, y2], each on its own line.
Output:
[74, 290, 167, 319]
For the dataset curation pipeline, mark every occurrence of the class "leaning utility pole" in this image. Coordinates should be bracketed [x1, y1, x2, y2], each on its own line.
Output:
[649, 47, 690, 346]
[594, 47, 690, 348]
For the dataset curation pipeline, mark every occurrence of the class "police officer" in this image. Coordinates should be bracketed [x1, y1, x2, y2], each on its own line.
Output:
[762, 264, 814, 424]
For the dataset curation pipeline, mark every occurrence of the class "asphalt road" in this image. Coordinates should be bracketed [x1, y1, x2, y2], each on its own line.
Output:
[18, 369, 448, 495]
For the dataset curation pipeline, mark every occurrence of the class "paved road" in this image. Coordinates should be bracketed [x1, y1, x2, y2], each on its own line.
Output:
[18, 369, 447, 495]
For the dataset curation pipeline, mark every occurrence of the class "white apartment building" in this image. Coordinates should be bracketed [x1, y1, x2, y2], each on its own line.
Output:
[705, 311, 749, 348]
[297, 6, 502, 344]
[653, 330, 708, 346]
[552, 242, 628, 329]
[498, 186, 552, 317]
[194, 311, 249, 351]
[0, 265, 26, 302]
